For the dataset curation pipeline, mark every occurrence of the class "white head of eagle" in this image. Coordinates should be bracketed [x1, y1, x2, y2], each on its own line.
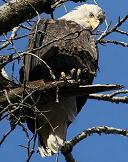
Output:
[59, 4, 105, 30]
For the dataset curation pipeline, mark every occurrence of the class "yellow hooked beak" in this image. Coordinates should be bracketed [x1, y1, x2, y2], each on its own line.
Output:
[89, 18, 100, 31]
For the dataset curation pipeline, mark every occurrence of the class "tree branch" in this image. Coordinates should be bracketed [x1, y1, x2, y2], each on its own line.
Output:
[0, 79, 123, 107]
[98, 39, 128, 47]
[62, 152, 77, 162]
[0, 0, 87, 35]
[70, 126, 128, 146]
[0, 26, 20, 50]
[97, 15, 128, 42]
[61, 126, 128, 162]
[89, 91, 128, 103]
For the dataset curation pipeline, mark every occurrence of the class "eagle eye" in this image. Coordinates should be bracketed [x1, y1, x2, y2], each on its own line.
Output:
[89, 12, 94, 18]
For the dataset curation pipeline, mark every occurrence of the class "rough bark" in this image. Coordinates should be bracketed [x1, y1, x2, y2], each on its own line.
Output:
[0, 79, 123, 107]
[0, 0, 52, 35]
[0, 0, 86, 35]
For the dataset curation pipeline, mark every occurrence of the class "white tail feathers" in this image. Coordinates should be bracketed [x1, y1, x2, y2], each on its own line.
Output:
[38, 134, 64, 157]
[47, 134, 63, 153]
[38, 116, 68, 157]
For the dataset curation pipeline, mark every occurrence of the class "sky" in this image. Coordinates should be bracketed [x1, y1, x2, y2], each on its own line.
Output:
[0, 0, 128, 162]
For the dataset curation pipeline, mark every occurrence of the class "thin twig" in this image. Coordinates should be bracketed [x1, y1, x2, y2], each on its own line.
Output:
[0, 119, 20, 146]
[97, 15, 128, 41]
[115, 29, 128, 36]
[0, 128, 14, 146]
[99, 39, 128, 47]
[0, 26, 20, 50]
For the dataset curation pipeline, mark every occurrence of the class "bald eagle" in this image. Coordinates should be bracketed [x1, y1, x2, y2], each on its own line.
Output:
[20, 4, 105, 157]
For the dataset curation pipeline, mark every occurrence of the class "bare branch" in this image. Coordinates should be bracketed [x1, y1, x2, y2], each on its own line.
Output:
[26, 134, 37, 162]
[0, 119, 19, 146]
[97, 15, 128, 41]
[89, 92, 128, 104]
[115, 29, 128, 36]
[98, 39, 128, 47]
[109, 89, 128, 97]
[0, 26, 20, 50]
[0, 127, 14, 146]
[0, 0, 87, 35]
[61, 126, 128, 160]
[0, 79, 123, 107]
[62, 152, 77, 162]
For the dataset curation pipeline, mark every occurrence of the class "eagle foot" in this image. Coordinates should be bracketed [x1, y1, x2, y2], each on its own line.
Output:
[60, 68, 84, 83]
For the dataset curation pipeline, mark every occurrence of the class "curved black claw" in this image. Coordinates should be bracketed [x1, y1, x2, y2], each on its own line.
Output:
[70, 68, 82, 82]
[76, 68, 81, 82]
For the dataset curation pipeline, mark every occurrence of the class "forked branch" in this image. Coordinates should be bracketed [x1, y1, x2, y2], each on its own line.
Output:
[61, 126, 128, 162]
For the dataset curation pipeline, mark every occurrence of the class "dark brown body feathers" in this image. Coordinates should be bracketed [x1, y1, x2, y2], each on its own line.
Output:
[19, 19, 98, 154]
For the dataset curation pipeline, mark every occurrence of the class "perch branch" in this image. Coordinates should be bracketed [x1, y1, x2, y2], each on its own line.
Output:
[0, 79, 123, 107]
